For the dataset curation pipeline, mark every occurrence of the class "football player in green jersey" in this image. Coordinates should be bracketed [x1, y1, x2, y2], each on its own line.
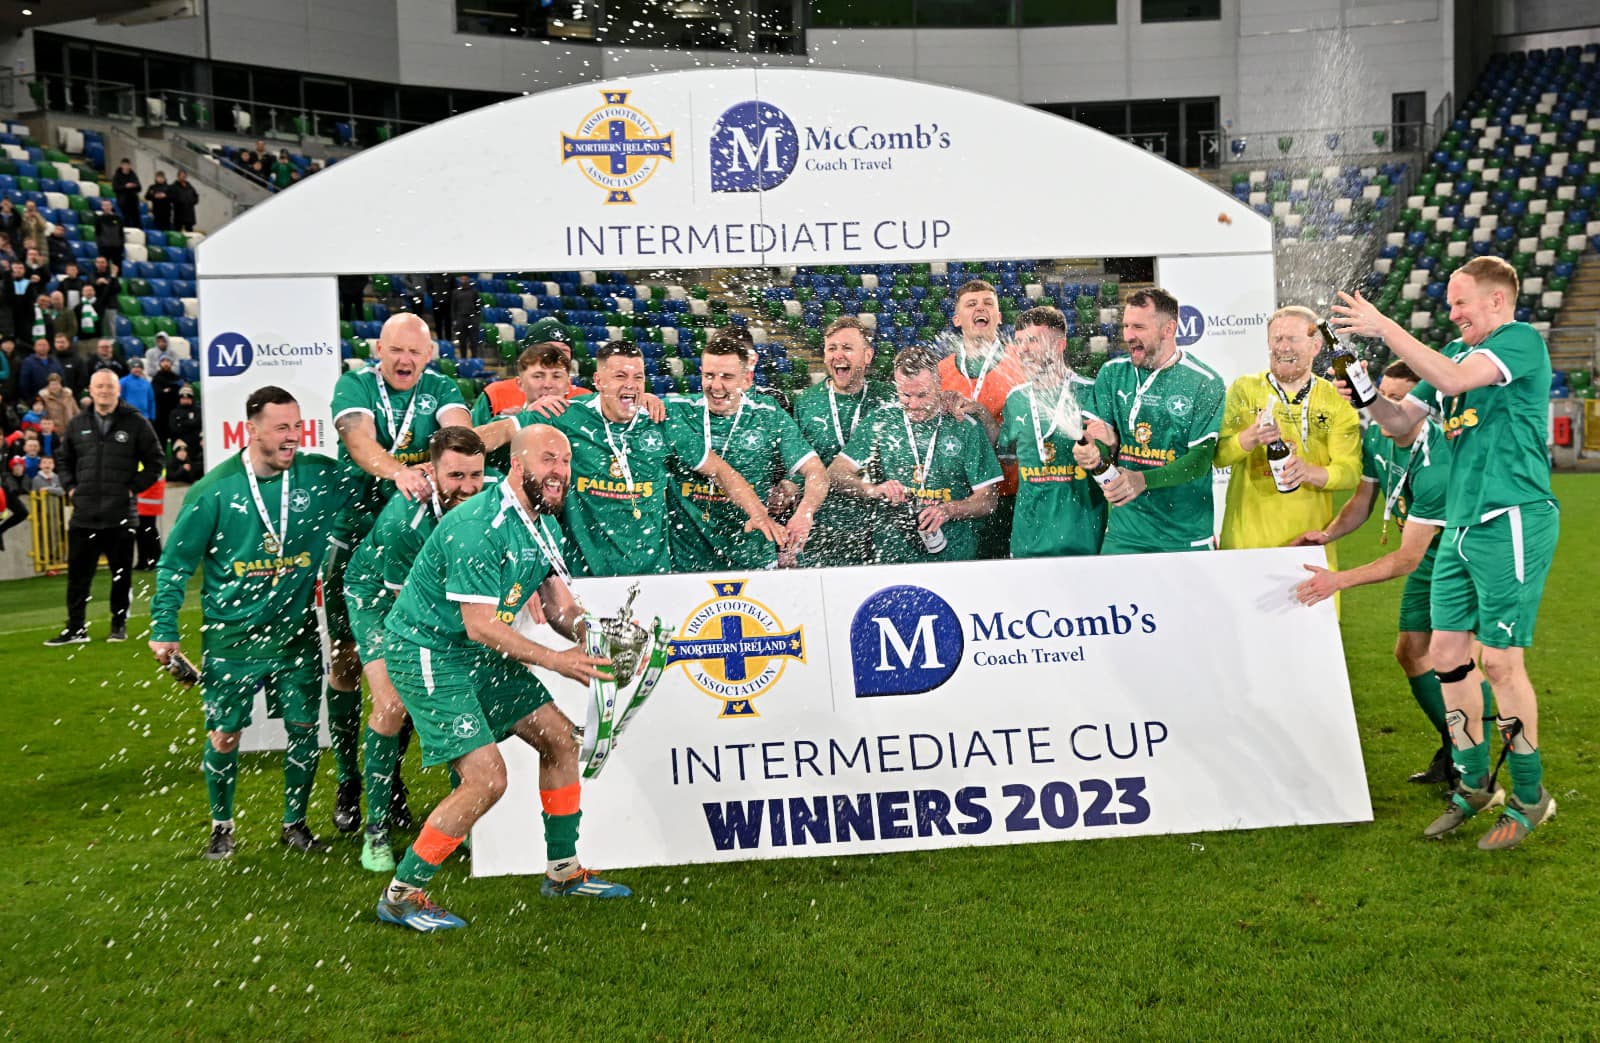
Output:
[1292, 361, 1492, 786]
[827, 345, 1003, 563]
[791, 317, 898, 566]
[666, 335, 828, 571]
[149, 386, 345, 860]
[1334, 256, 1560, 849]
[375, 425, 627, 933]
[1073, 287, 1227, 554]
[997, 306, 1106, 557]
[344, 426, 488, 872]
[324, 313, 471, 835]
[480, 341, 786, 576]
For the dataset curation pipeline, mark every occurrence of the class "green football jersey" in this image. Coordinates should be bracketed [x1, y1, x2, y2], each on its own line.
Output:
[997, 377, 1107, 557]
[792, 378, 898, 566]
[664, 393, 816, 572]
[1087, 352, 1226, 552]
[330, 367, 468, 544]
[343, 473, 502, 606]
[1408, 323, 1556, 528]
[1361, 418, 1449, 574]
[839, 404, 1003, 563]
[517, 397, 707, 577]
[152, 451, 344, 658]
[384, 481, 577, 655]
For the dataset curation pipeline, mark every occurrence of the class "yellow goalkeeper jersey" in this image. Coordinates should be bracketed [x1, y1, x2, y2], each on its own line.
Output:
[1215, 372, 1362, 562]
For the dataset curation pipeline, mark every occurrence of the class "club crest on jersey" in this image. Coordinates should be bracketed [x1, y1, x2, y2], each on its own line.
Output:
[1167, 395, 1191, 418]
[289, 488, 312, 513]
[665, 579, 805, 718]
[1134, 421, 1154, 446]
[1041, 441, 1057, 463]
[560, 90, 675, 205]
[416, 393, 438, 414]
[608, 457, 624, 480]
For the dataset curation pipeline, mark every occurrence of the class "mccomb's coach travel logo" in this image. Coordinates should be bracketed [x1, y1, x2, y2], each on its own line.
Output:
[560, 90, 675, 205]
[709, 101, 799, 193]
[207, 331, 253, 377]
[849, 585, 963, 697]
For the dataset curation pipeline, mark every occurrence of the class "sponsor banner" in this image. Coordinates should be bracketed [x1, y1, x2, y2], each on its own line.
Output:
[471, 548, 1369, 875]
[198, 276, 340, 753]
[200, 70, 1269, 277]
[197, 276, 341, 462]
[1155, 253, 1279, 389]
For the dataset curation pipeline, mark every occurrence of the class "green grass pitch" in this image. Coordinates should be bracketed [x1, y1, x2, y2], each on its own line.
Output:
[3, 475, 1596, 1040]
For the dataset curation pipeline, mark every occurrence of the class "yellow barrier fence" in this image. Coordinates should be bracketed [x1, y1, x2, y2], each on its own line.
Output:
[29, 490, 69, 574]
[1586, 400, 1600, 454]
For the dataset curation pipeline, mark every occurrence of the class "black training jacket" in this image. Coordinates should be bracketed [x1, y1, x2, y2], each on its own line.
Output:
[58, 402, 163, 529]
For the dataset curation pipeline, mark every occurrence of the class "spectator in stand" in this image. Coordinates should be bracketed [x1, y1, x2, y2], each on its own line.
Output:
[449, 274, 481, 357]
[57, 261, 83, 310]
[31, 452, 63, 495]
[0, 454, 29, 549]
[90, 256, 120, 334]
[112, 159, 142, 228]
[75, 285, 102, 341]
[20, 201, 48, 252]
[53, 332, 88, 396]
[172, 171, 199, 233]
[47, 368, 164, 646]
[0, 386, 17, 437]
[338, 274, 365, 323]
[23, 249, 49, 293]
[271, 150, 296, 190]
[34, 415, 59, 458]
[0, 337, 10, 400]
[0, 198, 20, 255]
[168, 385, 202, 460]
[427, 273, 453, 337]
[94, 202, 124, 268]
[166, 438, 200, 484]
[40, 372, 77, 430]
[89, 338, 126, 379]
[236, 141, 259, 170]
[151, 352, 182, 440]
[47, 225, 72, 275]
[20, 434, 42, 477]
[19, 396, 44, 429]
[5, 262, 27, 338]
[121, 358, 156, 422]
[18, 338, 61, 404]
[145, 172, 174, 232]
[134, 472, 164, 569]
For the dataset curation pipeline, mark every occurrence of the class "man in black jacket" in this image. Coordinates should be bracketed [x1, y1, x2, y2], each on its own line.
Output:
[172, 172, 199, 232]
[46, 368, 163, 645]
[94, 202, 124, 268]
[112, 159, 142, 229]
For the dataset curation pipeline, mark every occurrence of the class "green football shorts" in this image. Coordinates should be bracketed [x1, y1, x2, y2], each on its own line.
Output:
[346, 586, 393, 665]
[200, 645, 322, 733]
[1431, 500, 1559, 649]
[386, 640, 553, 767]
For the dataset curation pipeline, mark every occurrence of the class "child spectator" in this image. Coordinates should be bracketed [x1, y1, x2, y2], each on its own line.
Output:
[0, 455, 29, 549]
[166, 438, 200, 485]
[31, 453, 62, 494]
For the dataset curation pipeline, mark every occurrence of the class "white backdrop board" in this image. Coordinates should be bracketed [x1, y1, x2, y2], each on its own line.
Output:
[472, 547, 1369, 875]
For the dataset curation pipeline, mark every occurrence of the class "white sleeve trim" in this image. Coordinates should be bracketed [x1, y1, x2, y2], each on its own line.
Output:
[1188, 432, 1220, 447]
[1359, 475, 1378, 484]
[437, 403, 472, 423]
[445, 592, 499, 605]
[333, 406, 373, 425]
[1476, 349, 1514, 387]
[1407, 515, 1445, 528]
[382, 580, 404, 592]
[835, 452, 862, 470]
[972, 475, 1003, 490]
[787, 449, 819, 474]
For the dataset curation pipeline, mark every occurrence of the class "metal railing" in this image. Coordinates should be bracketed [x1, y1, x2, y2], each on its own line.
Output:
[1, 72, 429, 152]
[1200, 123, 1429, 167]
[28, 489, 68, 574]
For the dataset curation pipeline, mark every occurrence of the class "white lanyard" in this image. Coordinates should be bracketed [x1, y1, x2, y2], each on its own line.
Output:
[509, 486, 573, 586]
[828, 383, 867, 449]
[600, 409, 640, 496]
[1127, 349, 1182, 432]
[702, 394, 746, 456]
[241, 448, 290, 555]
[955, 338, 1002, 403]
[1381, 426, 1431, 526]
[1028, 380, 1073, 463]
[372, 371, 419, 452]
[1266, 373, 1312, 448]
[901, 410, 942, 490]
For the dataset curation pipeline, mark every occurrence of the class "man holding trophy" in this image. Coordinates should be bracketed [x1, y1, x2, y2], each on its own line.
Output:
[375, 425, 634, 933]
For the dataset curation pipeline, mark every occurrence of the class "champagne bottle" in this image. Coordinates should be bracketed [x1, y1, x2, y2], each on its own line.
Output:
[1320, 321, 1377, 408]
[1079, 436, 1120, 489]
[1265, 437, 1300, 493]
[908, 498, 947, 553]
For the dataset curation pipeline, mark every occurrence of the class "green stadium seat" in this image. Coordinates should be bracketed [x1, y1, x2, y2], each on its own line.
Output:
[146, 246, 167, 263]
[118, 295, 140, 316]
[130, 316, 155, 337]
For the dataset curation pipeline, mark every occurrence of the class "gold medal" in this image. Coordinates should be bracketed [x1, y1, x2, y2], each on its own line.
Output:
[263, 533, 280, 555]
[701, 510, 711, 523]
[913, 466, 924, 484]
[1042, 442, 1056, 464]
[633, 507, 642, 520]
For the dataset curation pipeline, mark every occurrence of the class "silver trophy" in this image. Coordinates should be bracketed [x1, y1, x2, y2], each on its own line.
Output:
[580, 582, 673, 778]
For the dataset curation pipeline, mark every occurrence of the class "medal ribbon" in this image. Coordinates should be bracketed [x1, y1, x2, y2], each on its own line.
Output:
[241, 448, 290, 555]
[600, 409, 640, 499]
[827, 383, 868, 450]
[507, 483, 573, 586]
[1266, 373, 1312, 448]
[1127, 348, 1183, 433]
[372, 371, 420, 454]
[1028, 379, 1074, 464]
[955, 338, 1003, 403]
[901, 410, 942, 493]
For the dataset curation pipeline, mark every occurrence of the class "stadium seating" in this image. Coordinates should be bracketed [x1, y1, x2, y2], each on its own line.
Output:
[1230, 163, 1409, 244]
[1360, 46, 1600, 374]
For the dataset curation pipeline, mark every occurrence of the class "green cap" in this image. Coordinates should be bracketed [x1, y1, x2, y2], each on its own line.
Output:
[525, 317, 573, 347]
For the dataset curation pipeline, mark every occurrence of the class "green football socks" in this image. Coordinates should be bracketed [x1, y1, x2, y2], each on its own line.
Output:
[202, 744, 238, 822]
[363, 726, 400, 829]
[283, 724, 321, 825]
